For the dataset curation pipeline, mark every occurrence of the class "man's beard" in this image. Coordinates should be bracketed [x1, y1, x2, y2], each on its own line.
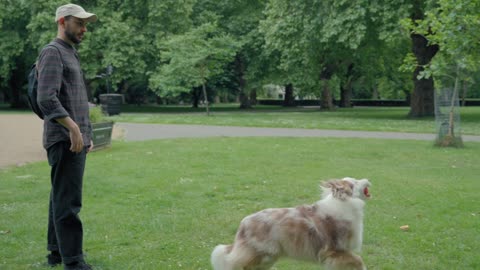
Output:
[64, 28, 82, 44]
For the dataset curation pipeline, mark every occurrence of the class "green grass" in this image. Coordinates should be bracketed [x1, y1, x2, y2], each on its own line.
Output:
[2, 103, 480, 135]
[119, 103, 291, 113]
[0, 104, 30, 114]
[1, 138, 480, 269]
[108, 105, 480, 135]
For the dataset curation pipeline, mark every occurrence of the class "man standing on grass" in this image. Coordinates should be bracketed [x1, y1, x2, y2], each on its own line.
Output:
[37, 4, 97, 270]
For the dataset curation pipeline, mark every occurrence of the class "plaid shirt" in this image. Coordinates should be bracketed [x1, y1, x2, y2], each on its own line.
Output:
[37, 38, 92, 150]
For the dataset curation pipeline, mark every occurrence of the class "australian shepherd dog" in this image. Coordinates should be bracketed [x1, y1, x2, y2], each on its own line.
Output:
[211, 177, 371, 270]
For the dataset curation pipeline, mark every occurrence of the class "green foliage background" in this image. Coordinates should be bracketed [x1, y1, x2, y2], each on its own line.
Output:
[1, 0, 479, 106]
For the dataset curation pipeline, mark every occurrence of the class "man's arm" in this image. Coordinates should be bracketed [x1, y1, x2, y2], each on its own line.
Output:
[56, 117, 84, 153]
[37, 47, 70, 122]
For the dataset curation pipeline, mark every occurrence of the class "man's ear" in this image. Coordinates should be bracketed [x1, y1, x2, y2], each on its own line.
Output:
[58, 17, 65, 26]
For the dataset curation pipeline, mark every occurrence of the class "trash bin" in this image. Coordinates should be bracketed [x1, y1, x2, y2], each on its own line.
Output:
[99, 94, 123, 115]
[91, 122, 114, 150]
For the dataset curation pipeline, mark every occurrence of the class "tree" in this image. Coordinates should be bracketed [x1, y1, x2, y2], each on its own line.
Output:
[260, 0, 411, 110]
[0, 0, 32, 107]
[192, 0, 268, 109]
[243, 24, 292, 106]
[1, 0, 209, 108]
[409, 0, 480, 145]
[402, 0, 439, 117]
[411, 0, 480, 81]
[397, 0, 478, 117]
[149, 23, 241, 115]
[3, 0, 477, 113]
[80, 0, 196, 98]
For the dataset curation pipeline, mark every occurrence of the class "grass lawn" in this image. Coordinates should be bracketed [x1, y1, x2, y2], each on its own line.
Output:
[1, 138, 479, 269]
[109, 105, 480, 135]
[2, 103, 480, 135]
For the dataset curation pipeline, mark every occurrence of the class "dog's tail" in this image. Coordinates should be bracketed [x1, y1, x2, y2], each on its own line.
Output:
[211, 244, 233, 270]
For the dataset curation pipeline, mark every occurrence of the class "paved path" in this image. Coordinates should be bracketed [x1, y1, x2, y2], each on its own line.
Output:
[2, 114, 479, 169]
[118, 122, 480, 142]
[0, 114, 121, 169]
[0, 114, 46, 169]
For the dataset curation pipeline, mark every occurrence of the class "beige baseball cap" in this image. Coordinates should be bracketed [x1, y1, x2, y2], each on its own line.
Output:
[55, 4, 97, 22]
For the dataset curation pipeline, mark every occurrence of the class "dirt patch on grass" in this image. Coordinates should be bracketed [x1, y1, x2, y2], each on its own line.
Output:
[0, 114, 124, 169]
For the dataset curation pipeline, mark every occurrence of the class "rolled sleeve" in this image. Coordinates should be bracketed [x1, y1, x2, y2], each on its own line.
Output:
[37, 47, 70, 122]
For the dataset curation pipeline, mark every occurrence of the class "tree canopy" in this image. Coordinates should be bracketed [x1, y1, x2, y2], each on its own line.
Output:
[149, 22, 240, 97]
[408, 0, 480, 82]
[1, 0, 479, 115]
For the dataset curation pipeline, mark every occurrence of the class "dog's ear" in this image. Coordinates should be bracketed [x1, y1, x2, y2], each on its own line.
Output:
[320, 180, 338, 198]
[320, 180, 336, 189]
[321, 179, 353, 200]
[320, 181, 332, 198]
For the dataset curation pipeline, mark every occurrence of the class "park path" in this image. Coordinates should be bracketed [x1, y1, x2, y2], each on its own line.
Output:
[0, 114, 46, 169]
[1, 114, 479, 169]
[119, 122, 480, 141]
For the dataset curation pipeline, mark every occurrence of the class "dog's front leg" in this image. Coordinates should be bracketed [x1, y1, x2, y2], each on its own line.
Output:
[349, 223, 363, 253]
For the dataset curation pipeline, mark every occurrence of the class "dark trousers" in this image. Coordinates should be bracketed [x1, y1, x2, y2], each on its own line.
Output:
[47, 141, 86, 264]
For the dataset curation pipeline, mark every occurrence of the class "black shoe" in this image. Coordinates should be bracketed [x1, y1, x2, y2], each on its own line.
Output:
[64, 261, 93, 270]
[46, 252, 62, 267]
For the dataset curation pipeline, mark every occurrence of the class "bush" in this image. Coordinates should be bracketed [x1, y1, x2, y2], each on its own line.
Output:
[89, 105, 107, 123]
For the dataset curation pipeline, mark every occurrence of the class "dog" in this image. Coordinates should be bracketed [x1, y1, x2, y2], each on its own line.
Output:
[211, 177, 371, 270]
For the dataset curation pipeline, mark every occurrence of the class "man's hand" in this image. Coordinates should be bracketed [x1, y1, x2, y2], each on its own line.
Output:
[56, 117, 84, 153]
[69, 127, 84, 153]
[87, 140, 94, 153]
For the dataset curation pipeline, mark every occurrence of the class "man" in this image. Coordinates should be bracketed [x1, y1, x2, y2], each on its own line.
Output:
[37, 4, 97, 270]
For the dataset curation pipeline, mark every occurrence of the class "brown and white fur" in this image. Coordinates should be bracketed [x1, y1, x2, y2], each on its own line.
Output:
[211, 177, 371, 270]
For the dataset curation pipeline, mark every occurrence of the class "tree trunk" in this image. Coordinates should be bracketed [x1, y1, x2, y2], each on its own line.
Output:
[235, 54, 251, 109]
[320, 79, 334, 110]
[372, 86, 379, 99]
[461, 80, 468, 107]
[249, 89, 257, 105]
[84, 77, 94, 103]
[8, 56, 28, 108]
[192, 87, 201, 108]
[202, 81, 210, 116]
[404, 90, 411, 105]
[339, 64, 354, 108]
[239, 92, 251, 109]
[222, 92, 229, 103]
[8, 66, 25, 108]
[339, 82, 352, 108]
[0, 89, 5, 103]
[283, 83, 295, 107]
[198, 65, 210, 115]
[319, 64, 335, 110]
[119, 80, 129, 95]
[409, 34, 438, 117]
[408, 1, 439, 117]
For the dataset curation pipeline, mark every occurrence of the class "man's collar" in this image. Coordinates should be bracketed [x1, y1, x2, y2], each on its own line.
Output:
[54, 38, 76, 50]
